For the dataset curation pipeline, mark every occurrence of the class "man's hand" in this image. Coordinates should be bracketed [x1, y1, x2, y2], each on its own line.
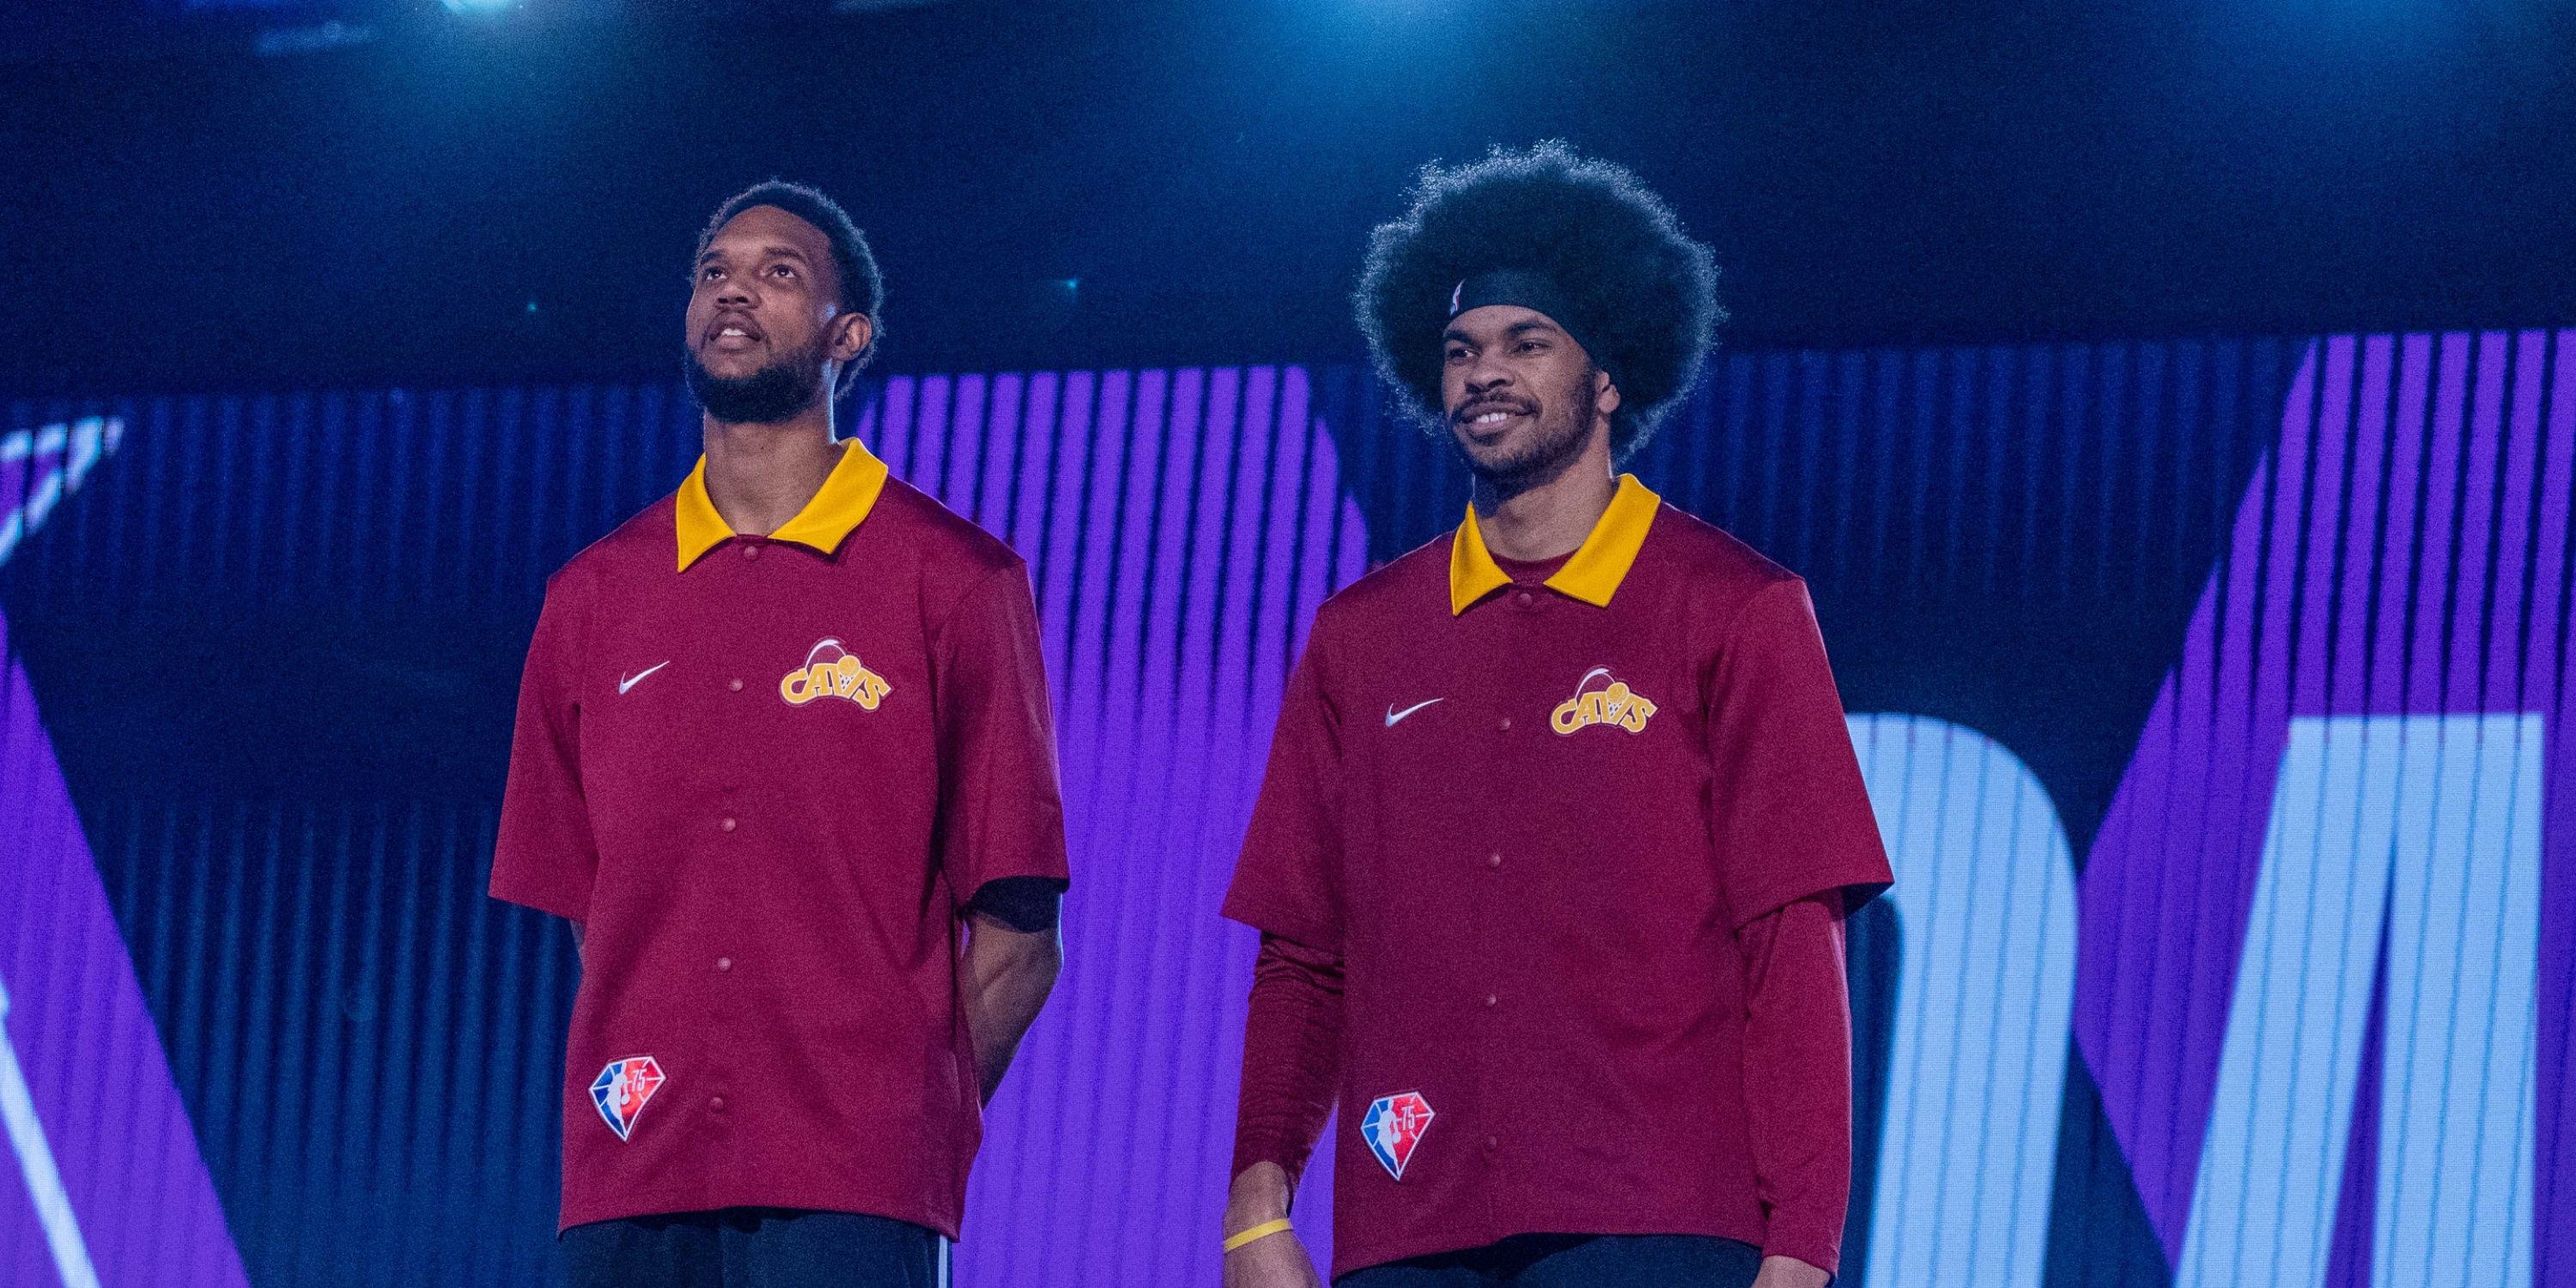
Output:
[958, 913, 1061, 1104]
[1749, 1254, 1832, 1288]
[1224, 1163, 1322, 1288]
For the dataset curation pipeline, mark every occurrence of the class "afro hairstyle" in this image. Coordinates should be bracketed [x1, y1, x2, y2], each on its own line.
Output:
[1355, 143, 1721, 464]
[699, 180, 884, 395]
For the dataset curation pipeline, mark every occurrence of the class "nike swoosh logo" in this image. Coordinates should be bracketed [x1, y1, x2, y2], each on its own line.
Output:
[1385, 698, 1444, 727]
[617, 661, 671, 695]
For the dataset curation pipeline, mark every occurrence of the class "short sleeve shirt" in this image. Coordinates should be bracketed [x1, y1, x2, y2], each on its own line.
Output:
[491, 440, 1070, 1237]
[1221, 475, 1892, 1276]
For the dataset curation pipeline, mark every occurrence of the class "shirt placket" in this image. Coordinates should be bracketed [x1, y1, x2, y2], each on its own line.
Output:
[699, 544, 777, 1171]
[1474, 587, 1553, 1234]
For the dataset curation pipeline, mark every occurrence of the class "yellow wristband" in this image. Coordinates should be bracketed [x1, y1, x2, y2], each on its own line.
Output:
[1223, 1218, 1296, 1255]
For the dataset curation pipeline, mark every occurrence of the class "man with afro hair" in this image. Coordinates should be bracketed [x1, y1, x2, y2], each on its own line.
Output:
[1218, 144, 1892, 1288]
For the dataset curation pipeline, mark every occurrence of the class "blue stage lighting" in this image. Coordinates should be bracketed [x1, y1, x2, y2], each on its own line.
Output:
[440, 0, 520, 15]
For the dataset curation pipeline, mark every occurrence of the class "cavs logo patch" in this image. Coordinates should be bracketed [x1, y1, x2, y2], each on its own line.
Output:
[1359, 1091, 1436, 1181]
[590, 1055, 665, 1141]
[781, 638, 891, 709]
[1551, 667, 1658, 735]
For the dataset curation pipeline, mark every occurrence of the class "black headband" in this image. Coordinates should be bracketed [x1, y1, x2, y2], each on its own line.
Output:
[1444, 269, 1611, 384]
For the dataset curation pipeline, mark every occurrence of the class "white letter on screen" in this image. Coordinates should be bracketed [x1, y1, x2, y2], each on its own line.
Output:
[1850, 714, 2079, 1288]
[2177, 714, 2540, 1288]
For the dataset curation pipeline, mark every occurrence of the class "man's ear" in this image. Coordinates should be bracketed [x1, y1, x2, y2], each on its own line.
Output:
[830, 312, 874, 365]
[1595, 368, 1623, 418]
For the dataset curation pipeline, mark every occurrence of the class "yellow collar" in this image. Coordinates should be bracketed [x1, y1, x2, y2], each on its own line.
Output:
[1449, 474, 1662, 616]
[676, 438, 891, 571]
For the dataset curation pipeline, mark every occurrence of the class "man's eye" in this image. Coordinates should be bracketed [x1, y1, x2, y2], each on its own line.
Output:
[771, 264, 797, 279]
[701, 267, 723, 281]
[1516, 340, 1545, 354]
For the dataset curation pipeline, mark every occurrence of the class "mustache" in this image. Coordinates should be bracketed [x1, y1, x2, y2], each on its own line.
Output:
[1451, 396, 1537, 424]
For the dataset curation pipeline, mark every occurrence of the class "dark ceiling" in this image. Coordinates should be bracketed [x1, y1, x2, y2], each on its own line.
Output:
[4, 0, 2573, 397]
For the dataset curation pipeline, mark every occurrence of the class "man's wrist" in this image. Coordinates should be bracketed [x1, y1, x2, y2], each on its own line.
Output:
[1224, 1161, 1294, 1235]
[1754, 1253, 1832, 1287]
[1759, 1221, 1841, 1279]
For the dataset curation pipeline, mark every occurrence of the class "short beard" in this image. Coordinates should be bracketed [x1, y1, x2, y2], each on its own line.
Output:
[1448, 363, 1599, 497]
[683, 334, 829, 425]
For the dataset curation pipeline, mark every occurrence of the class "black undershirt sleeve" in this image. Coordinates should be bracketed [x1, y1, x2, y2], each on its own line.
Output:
[965, 875, 1070, 933]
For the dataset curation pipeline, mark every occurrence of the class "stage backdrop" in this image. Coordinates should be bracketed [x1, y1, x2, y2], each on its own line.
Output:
[1, 331, 2568, 1287]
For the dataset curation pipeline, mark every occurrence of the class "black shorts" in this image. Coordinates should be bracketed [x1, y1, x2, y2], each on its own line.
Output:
[560, 1208, 945, 1288]
[1335, 1234, 1763, 1288]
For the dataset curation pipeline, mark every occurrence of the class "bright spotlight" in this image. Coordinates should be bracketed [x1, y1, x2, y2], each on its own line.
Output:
[440, 0, 520, 15]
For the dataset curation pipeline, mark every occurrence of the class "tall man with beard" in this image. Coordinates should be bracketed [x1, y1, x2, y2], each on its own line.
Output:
[1219, 146, 1893, 1288]
[493, 182, 1070, 1287]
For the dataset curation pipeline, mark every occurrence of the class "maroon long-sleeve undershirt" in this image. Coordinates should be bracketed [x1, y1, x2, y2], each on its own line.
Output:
[1735, 892, 1856, 1270]
[1230, 933, 1346, 1190]
[1229, 892, 1856, 1273]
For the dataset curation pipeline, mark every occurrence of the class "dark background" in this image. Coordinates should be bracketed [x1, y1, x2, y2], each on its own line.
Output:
[0, 3, 2564, 1285]
[3, 0, 2571, 395]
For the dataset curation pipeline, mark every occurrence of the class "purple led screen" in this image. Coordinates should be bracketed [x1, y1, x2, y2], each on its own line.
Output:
[849, 368, 1369, 1285]
[2079, 331, 2573, 1286]
[3, 334, 2569, 1286]
[0, 603, 246, 1288]
[0, 415, 242, 1288]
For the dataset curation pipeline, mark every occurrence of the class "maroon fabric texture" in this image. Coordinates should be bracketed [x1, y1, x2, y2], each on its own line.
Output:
[1223, 503, 1890, 1276]
[1232, 933, 1347, 1190]
[494, 480, 1069, 1237]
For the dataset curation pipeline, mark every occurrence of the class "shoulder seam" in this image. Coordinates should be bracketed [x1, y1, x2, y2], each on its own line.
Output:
[1710, 568, 1806, 659]
[931, 555, 1033, 645]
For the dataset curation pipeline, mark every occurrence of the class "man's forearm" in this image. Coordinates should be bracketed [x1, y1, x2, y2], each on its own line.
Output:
[1739, 895, 1855, 1275]
[1230, 934, 1344, 1197]
[961, 914, 1061, 1103]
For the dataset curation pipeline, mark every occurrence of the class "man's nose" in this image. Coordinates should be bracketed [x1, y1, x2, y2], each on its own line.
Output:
[714, 276, 755, 309]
